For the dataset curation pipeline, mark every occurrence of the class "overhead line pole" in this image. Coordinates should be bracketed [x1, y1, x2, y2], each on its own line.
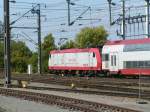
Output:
[37, 4, 42, 74]
[3, 0, 11, 87]
[107, 0, 112, 25]
[122, 0, 126, 40]
[145, 0, 150, 38]
[66, 0, 71, 26]
[31, 4, 42, 74]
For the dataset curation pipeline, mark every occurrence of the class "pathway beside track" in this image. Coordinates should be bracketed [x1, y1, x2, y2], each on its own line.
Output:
[0, 87, 140, 112]
[0, 82, 149, 112]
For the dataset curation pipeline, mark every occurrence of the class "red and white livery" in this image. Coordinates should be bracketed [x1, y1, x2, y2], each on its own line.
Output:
[49, 48, 102, 71]
[102, 38, 150, 76]
[49, 38, 150, 76]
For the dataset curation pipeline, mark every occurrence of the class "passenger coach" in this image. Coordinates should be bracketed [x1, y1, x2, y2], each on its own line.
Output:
[102, 38, 150, 76]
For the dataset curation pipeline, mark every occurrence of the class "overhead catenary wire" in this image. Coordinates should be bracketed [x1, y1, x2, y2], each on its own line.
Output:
[2, 0, 147, 47]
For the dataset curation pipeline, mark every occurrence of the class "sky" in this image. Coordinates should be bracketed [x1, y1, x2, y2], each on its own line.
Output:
[0, 0, 147, 51]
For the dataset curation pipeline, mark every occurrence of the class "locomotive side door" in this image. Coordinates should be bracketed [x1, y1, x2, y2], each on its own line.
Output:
[110, 52, 119, 72]
[89, 52, 95, 67]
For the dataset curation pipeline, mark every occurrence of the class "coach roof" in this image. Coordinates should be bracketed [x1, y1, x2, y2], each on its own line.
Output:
[105, 38, 150, 45]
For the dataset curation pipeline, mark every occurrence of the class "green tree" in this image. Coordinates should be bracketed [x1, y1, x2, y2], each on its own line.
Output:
[11, 41, 32, 73]
[75, 26, 108, 48]
[42, 33, 56, 72]
[60, 40, 76, 49]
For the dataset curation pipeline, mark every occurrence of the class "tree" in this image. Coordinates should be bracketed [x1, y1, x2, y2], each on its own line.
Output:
[11, 41, 32, 73]
[75, 26, 108, 48]
[60, 40, 76, 49]
[42, 33, 56, 72]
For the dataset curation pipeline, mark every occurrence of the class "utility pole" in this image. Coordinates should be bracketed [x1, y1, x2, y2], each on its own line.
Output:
[145, 0, 150, 38]
[3, 0, 11, 87]
[31, 4, 42, 74]
[107, 0, 112, 25]
[66, 0, 71, 26]
[122, 0, 126, 40]
[37, 4, 42, 74]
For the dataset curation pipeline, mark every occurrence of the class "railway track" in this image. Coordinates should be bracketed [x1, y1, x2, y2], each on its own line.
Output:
[17, 86, 150, 100]
[31, 76, 150, 87]
[31, 77, 150, 91]
[0, 83, 149, 101]
[26, 86, 150, 100]
[1, 74, 150, 100]
[1, 74, 150, 88]
[1, 74, 150, 85]
[0, 88, 140, 112]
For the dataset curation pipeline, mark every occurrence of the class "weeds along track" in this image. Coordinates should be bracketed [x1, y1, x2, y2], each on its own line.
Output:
[0, 88, 140, 112]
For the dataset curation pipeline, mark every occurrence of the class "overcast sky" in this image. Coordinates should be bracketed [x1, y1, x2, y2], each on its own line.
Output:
[0, 0, 146, 51]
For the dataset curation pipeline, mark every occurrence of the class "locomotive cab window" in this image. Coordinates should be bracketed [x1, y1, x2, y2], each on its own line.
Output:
[102, 54, 109, 61]
[49, 54, 51, 58]
[93, 52, 95, 58]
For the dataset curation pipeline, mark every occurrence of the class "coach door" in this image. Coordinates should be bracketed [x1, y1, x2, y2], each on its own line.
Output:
[110, 53, 118, 72]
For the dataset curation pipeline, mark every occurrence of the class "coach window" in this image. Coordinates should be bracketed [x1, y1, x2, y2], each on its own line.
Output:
[102, 54, 109, 61]
[114, 55, 116, 66]
[105, 54, 109, 61]
[139, 61, 144, 68]
[132, 61, 136, 68]
[145, 61, 150, 68]
[147, 61, 150, 68]
[111, 56, 113, 66]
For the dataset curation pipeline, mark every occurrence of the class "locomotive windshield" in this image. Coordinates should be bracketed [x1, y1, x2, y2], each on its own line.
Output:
[93, 52, 95, 57]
